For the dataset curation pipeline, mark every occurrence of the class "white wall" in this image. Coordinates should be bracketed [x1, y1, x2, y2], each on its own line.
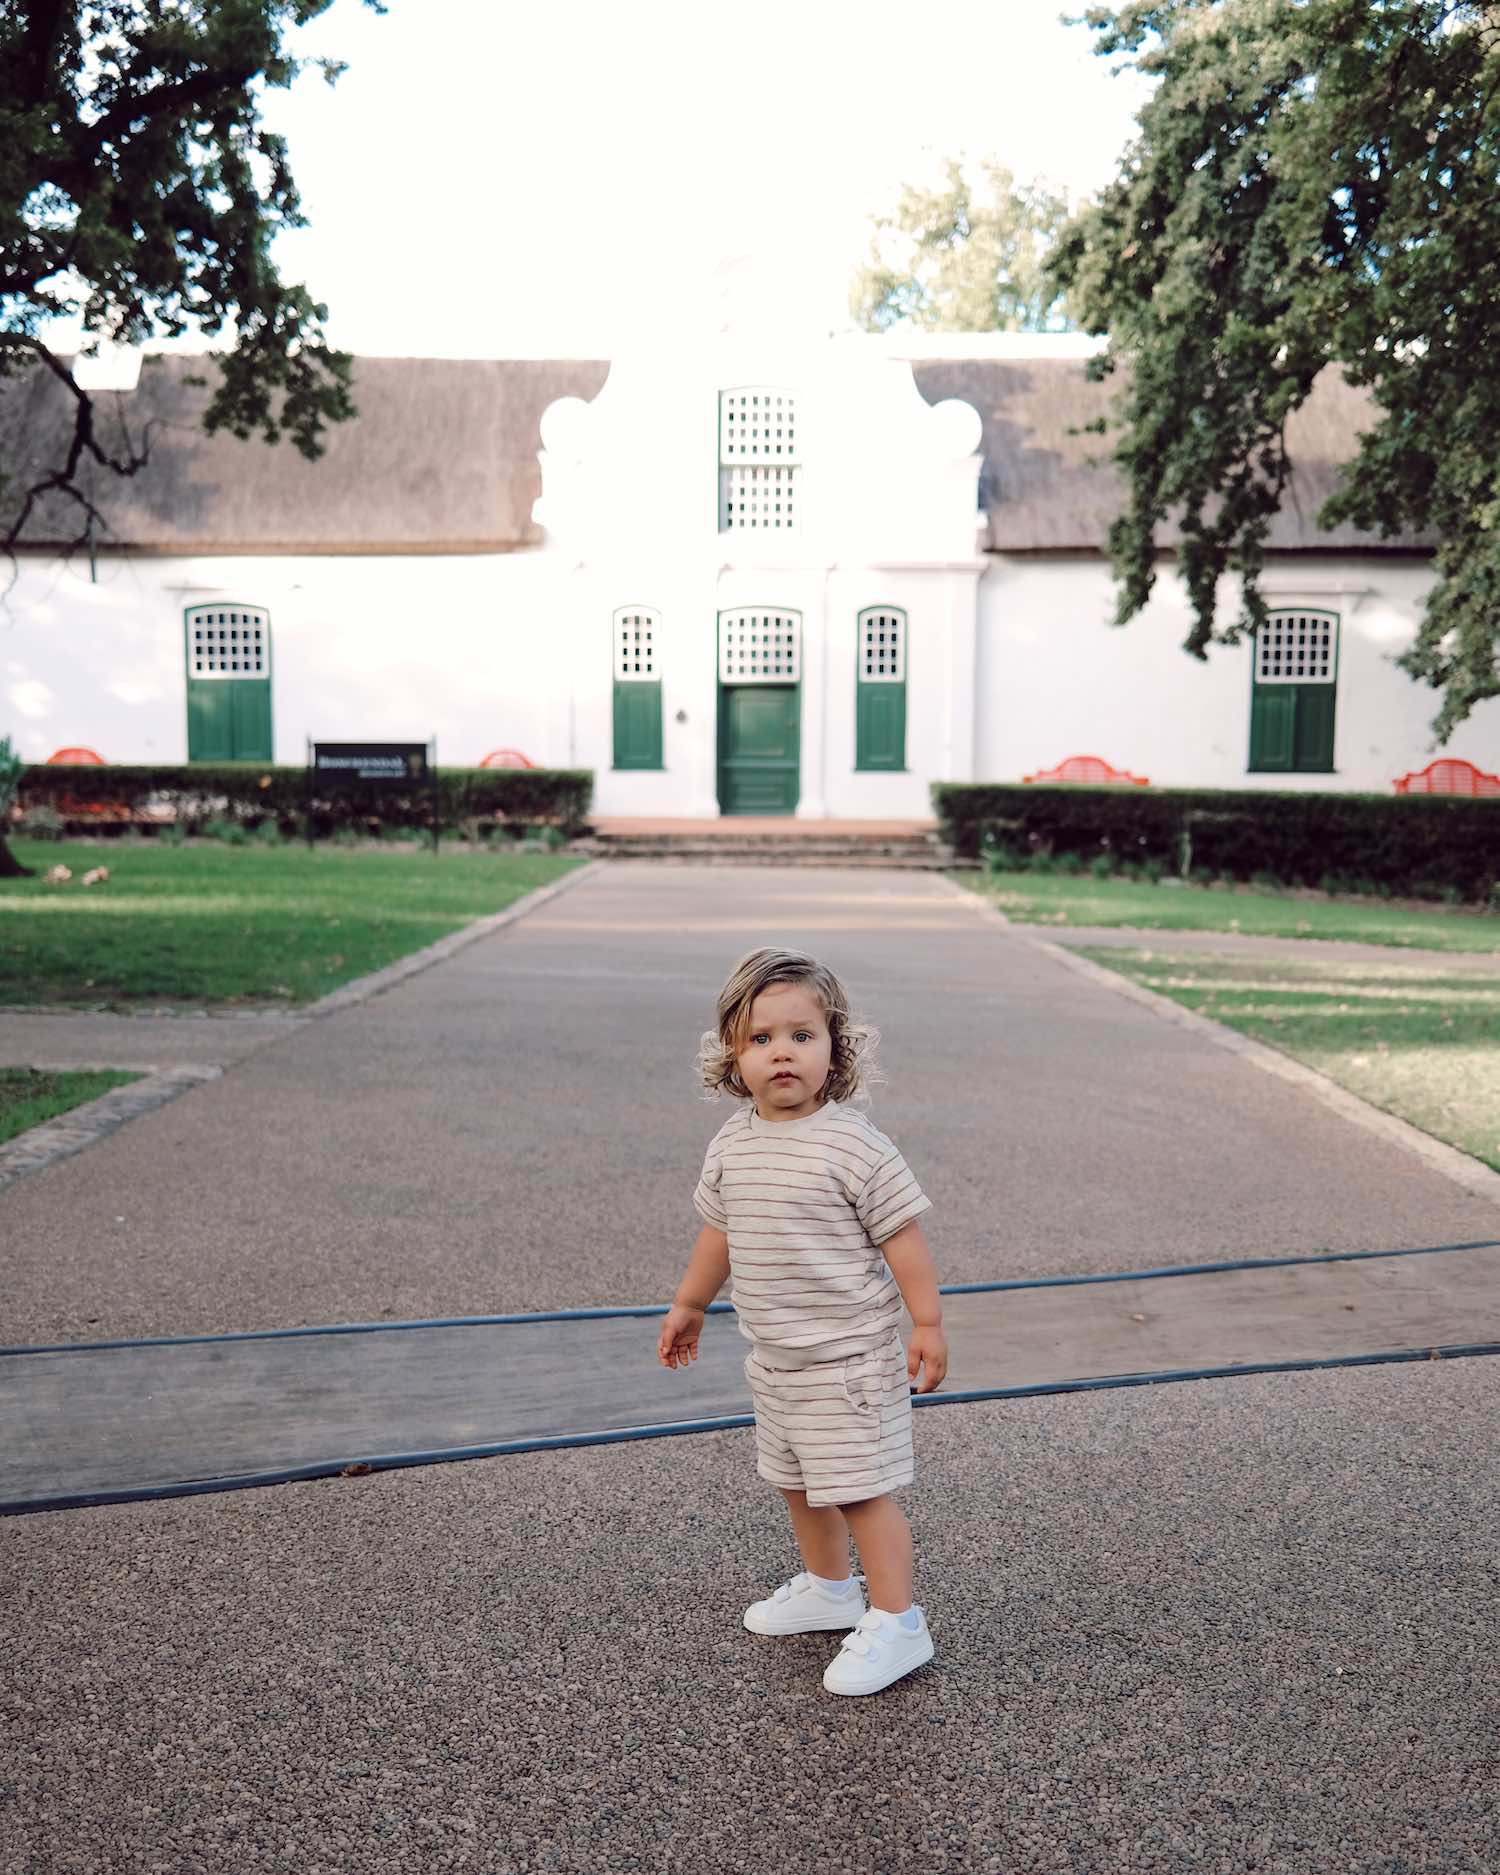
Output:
[10, 532, 1493, 816]
[975, 553, 1500, 791]
[2, 550, 568, 769]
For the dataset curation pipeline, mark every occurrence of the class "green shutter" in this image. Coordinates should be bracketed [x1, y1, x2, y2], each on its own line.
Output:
[613, 681, 663, 769]
[231, 681, 272, 761]
[856, 684, 906, 770]
[186, 682, 235, 761]
[1249, 685, 1295, 771]
[186, 680, 271, 760]
[1293, 683, 1336, 771]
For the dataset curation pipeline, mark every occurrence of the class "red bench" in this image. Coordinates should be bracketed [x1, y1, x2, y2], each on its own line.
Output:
[1392, 759, 1500, 797]
[40, 746, 134, 822]
[1022, 755, 1150, 787]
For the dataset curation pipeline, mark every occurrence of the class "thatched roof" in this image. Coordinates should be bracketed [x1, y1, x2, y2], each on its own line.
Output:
[0, 355, 610, 554]
[909, 357, 1430, 553]
[1, 350, 1426, 555]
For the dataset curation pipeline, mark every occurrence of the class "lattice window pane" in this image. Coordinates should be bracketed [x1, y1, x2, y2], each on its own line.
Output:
[858, 608, 906, 683]
[722, 464, 798, 531]
[186, 605, 270, 680]
[1255, 611, 1337, 685]
[719, 387, 798, 463]
[719, 610, 801, 684]
[613, 608, 659, 680]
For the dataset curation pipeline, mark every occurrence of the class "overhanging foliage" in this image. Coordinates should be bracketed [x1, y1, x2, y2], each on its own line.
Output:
[1048, 0, 1500, 740]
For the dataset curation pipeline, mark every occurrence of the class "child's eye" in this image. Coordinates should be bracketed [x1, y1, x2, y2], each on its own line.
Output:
[751, 1032, 769, 1045]
[794, 1030, 812, 1042]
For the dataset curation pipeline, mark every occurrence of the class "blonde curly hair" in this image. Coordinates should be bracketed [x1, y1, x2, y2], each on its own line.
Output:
[698, 947, 880, 1103]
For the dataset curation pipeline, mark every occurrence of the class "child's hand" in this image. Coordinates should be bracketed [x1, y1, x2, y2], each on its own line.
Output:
[658, 1303, 705, 1370]
[907, 1325, 948, 1394]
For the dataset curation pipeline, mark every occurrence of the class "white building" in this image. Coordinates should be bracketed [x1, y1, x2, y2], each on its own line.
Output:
[3, 334, 1492, 813]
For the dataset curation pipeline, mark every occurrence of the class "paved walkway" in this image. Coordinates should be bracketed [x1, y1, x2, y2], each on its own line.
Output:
[6, 866, 1497, 1349]
[9, 1358, 1499, 1873]
[7, 862, 1500, 1872]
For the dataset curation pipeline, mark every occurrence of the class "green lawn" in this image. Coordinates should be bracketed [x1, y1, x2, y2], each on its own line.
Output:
[1078, 946, 1500, 1173]
[0, 840, 583, 1008]
[0, 1066, 146, 1145]
[963, 872, 1500, 953]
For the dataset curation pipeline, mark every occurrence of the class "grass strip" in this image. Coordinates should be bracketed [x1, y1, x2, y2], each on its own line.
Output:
[962, 872, 1500, 953]
[0, 1067, 146, 1147]
[0, 841, 582, 1008]
[1076, 945, 1500, 1173]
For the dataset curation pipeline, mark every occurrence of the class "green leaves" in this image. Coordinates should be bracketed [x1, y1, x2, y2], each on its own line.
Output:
[0, 0, 380, 547]
[1049, 0, 1500, 739]
[850, 157, 1077, 334]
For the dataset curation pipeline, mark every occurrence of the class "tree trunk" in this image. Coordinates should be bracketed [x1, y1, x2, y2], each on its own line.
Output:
[0, 835, 35, 878]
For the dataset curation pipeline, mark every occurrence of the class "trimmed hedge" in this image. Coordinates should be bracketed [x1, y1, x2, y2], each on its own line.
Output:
[931, 782, 1500, 902]
[18, 764, 595, 837]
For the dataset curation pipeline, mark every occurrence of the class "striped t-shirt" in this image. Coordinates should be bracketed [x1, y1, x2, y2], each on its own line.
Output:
[693, 1098, 932, 1368]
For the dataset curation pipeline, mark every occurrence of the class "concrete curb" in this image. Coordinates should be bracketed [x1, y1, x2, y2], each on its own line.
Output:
[301, 857, 607, 1018]
[941, 875, 1500, 1208]
[0, 1065, 223, 1192]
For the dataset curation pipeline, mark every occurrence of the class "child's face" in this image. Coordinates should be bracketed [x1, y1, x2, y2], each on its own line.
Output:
[736, 981, 834, 1121]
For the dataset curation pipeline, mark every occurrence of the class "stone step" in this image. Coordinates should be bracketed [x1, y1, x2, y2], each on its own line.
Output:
[577, 835, 955, 868]
[595, 849, 955, 868]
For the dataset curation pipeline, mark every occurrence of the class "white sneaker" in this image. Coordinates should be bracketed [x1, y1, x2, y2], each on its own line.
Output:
[743, 1571, 866, 1635]
[822, 1607, 935, 1695]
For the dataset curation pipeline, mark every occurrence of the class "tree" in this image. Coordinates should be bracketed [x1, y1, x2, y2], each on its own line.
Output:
[0, 0, 384, 553]
[0, 734, 28, 876]
[850, 158, 1077, 333]
[1048, 0, 1500, 741]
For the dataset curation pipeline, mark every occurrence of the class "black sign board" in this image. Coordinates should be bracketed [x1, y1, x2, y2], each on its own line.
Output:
[305, 739, 439, 850]
[312, 741, 429, 782]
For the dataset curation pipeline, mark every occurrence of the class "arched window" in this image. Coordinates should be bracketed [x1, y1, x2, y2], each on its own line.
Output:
[855, 606, 907, 771]
[612, 607, 663, 770]
[1249, 610, 1338, 772]
[183, 604, 273, 761]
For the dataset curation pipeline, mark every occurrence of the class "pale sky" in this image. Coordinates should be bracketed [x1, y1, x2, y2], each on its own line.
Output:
[65, 0, 1155, 367]
[246, 0, 1155, 357]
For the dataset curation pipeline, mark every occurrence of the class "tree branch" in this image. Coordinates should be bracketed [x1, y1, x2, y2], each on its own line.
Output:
[16, 0, 71, 109]
[79, 61, 259, 159]
[1, 338, 153, 555]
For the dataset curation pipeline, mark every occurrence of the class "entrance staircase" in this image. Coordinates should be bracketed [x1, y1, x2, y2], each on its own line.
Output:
[576, 817, 958, 868]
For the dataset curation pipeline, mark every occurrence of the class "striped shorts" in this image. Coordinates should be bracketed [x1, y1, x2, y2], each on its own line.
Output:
[742, 1333, 915, 1508]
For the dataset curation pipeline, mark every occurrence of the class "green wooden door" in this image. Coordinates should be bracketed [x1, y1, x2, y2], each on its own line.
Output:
[718, 686, 800, 814]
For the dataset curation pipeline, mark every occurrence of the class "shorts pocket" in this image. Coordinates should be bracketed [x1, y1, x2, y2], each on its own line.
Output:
[840, 1355, 878, 1416]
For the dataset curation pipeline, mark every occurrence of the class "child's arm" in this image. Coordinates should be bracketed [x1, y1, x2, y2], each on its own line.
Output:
[658, 1225, 730, 1369]
[880, 1220, 948, 1392]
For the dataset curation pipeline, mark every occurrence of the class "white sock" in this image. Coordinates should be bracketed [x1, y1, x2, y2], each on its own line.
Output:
[872, 1604, 922, 1631]
[810, 1571, 855, 1595]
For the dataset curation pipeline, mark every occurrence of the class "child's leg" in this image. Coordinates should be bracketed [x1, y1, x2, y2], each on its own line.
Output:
[840, 1493, 913, 1613]
[780, 1487, 853, 1580]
